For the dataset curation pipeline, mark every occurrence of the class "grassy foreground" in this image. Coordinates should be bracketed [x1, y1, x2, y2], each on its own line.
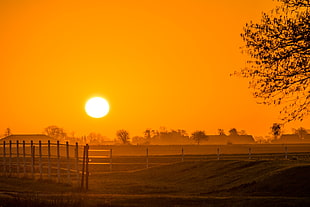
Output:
[1, 159, 310, 206]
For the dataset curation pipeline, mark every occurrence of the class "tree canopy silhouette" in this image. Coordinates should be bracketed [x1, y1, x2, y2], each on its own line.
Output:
[293, 126, 308, 138]
[237, 0, 310, 122]
[44, 125, 67, 141]
[116, 129, 130, 144]
[191, 130, 208, 145]
[228, 128, 239, 136]
[271, 123, 282, 139]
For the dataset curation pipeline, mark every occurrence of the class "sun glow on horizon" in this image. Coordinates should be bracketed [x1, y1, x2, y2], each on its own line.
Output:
[85, 97, 110, 118]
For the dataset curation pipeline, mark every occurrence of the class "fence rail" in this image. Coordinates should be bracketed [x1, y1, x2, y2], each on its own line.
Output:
[86, 144, 310, 174]
[0, 140, 82, 186]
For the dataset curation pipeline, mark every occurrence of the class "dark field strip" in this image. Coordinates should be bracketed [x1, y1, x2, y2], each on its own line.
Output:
[1, 159, 310, 207]
[88, 152, 310, 173]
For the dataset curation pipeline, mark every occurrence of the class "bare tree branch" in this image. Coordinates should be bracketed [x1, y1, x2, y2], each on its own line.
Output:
[235, 0, 310, 122]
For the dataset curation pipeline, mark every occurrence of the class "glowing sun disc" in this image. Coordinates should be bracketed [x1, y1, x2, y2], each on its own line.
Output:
[85, 97, 110, 118]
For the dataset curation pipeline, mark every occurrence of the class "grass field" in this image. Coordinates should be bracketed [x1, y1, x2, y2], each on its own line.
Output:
[0, 144, 310, 206]
[1, 159, 310, 206]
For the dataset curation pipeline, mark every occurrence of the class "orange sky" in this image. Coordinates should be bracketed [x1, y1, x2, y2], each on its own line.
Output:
[1, 0, 309, 139]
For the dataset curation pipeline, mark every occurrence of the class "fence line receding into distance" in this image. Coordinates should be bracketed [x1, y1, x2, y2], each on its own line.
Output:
[0, 140, 82, 186]
[1, 141, 310, 190]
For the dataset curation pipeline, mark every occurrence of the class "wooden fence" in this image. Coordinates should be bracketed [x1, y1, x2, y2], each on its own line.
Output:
[1, 142, 310, 190]
[86, 144, 310, 175]
[0, 140, 85, 187]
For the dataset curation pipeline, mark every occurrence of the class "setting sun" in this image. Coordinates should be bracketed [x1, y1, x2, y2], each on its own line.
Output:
[85, 97, 110, 118]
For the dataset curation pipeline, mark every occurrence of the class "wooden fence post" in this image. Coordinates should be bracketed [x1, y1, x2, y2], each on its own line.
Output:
[9, 140, 12, 175]
[30, 140, 33, 178]
[75, 142, 79, 182]
[31, 145, 35, 179]
[57, 140, 60, 183]
[181, 147, 184, 162]
[85, 144, 89, 191]
[81, 145, 86, 190]
[48, 140, 51, 179]
[249, 147, 252, 160]
[146, 147, 149, 168]
[23, 141, 26, 177]
[66, 141, 71, 183]
[110, 149, 112, 172]
[217, 148, 220, 160]
[39, 141, 42, 180]
[285, 146, 288, 159]
[3, 141, 6, 175]
[16, 140, 20, 177]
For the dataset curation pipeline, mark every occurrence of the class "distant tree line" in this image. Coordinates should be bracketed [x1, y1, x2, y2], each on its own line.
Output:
[43, 125, 107, 144]
[1, 124, 309, 144]
[271, 123, 310, 140]
[132, 127, 191, 145]
[129, 127, 249, 145]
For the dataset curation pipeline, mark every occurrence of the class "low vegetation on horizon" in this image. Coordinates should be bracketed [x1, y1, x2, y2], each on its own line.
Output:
[2, 124, 310, 145]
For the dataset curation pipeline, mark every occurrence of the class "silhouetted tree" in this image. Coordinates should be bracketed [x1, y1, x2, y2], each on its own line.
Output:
[151, 129, 159, 138]
[236, 0, 310, 122]
[4, 128, 11, 137]
[144, 129, 151, 140]
[144, 129, 159, 138]
[177, 129, 188, 137]
[191, 130, 208, 145]
[271, 123, 282, 139]
[143, 129, 159, 144]
[293, 127, 308, 139]
[218, 129, 226, 136]
[228, 128, 239, 136]
[116, 129, 130, 144]
[144, 128, 189, 144]
[44, 125, 67, 141]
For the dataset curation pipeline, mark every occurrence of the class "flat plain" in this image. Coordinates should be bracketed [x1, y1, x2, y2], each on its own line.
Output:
[0, 144, 310, 206]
